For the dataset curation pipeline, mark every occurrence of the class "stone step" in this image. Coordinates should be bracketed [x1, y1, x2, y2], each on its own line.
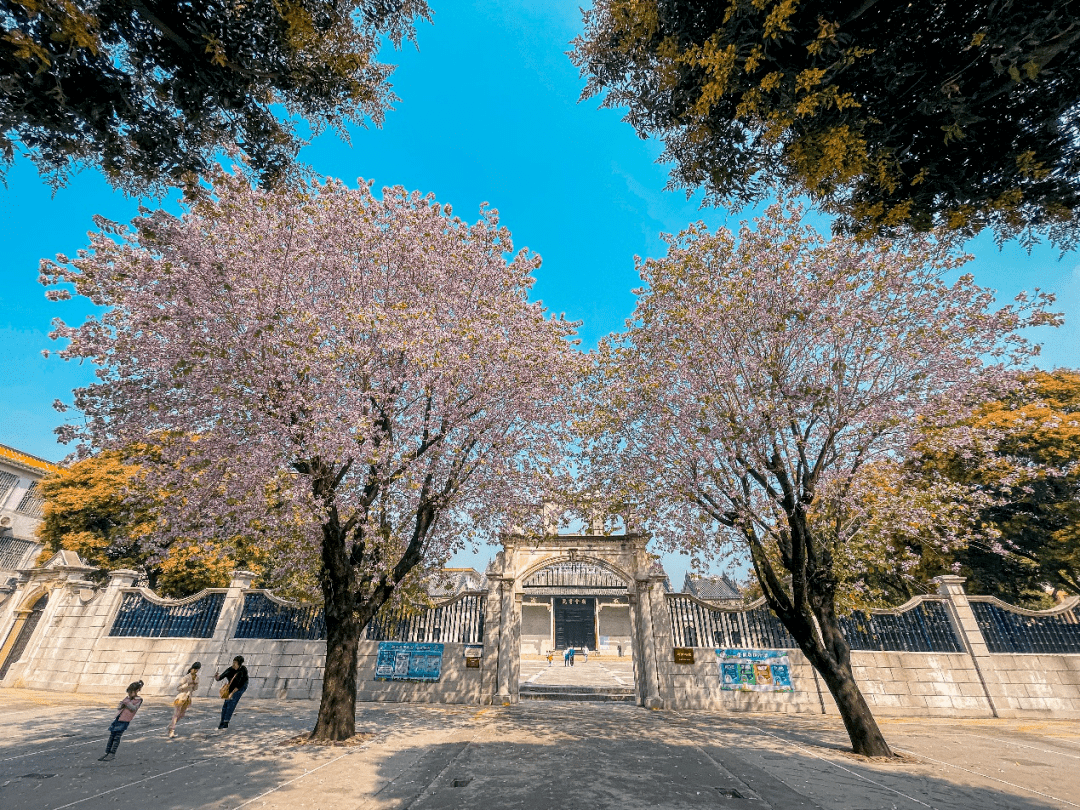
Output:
[519, 684, 637, 702]
[519, 690, 637, 702]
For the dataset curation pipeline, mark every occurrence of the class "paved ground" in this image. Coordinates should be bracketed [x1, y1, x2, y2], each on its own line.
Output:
[519, 654, 634, 687]
[1, 687, 1078, 809]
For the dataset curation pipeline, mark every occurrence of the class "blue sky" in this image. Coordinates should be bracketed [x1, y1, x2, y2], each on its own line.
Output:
[1, 1, 1078, 577]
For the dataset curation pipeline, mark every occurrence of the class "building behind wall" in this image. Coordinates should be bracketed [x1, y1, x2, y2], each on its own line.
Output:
[518, 559, 636, 656]
[0, 443, 58, 590]
[682, 573, 742, 606]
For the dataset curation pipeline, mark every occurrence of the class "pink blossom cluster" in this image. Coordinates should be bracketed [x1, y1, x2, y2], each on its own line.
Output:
[582, 203, 1059, 586]
[41, 172, 584, 581]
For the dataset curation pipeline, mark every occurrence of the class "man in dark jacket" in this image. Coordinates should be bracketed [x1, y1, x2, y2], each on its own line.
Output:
[214, 656, 249, 730]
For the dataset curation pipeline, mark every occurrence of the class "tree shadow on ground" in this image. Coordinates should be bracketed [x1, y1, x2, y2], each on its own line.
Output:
[0, 699, 1072, 810]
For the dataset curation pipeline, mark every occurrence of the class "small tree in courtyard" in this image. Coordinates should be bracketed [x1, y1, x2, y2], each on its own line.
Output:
[582, 204, 1056, 756]
[41, 173, 581, 740]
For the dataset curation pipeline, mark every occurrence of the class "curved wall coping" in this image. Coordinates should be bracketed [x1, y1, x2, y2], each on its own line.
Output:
[238, 588, 487, 611]
[117, 586, 228, 607]
[967, 593, 1080, 617]
[666, 591, 952, 616]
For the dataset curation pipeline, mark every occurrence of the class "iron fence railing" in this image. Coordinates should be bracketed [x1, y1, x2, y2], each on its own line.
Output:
[839, 599, 962, 653]
[109, 590, 225, 638]
[667, 594, 963, 653]
[970, 597, 1080, 654]
[668, 595, 796, 649]
[232, 591, 486, 644]
[233, 592, 325, 640]
[366, 593, 486, 644]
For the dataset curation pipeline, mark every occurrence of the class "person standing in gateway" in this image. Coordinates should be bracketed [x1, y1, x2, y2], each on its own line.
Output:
[214, 656, 249, 730]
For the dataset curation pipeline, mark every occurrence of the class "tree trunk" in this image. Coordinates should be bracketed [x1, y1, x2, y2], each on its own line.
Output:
[807, 644, 893, 757]
[745, 506, 894, 757]
[311, 513, 360, 741]
[312, 599, 360, 740]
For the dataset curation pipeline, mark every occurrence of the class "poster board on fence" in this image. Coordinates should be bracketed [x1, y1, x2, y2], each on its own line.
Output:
[717, 649, 793, 692]
[374, 642, 445, 681]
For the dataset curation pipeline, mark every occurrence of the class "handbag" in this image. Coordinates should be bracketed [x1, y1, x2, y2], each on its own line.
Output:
[219, 672, 236, 699]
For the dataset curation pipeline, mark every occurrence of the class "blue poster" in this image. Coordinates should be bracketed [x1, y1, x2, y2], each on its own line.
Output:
[375, 642, 444, 681]
[717, 649, 794, 692]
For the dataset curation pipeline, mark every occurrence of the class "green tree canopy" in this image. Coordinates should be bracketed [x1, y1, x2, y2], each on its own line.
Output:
[1, 0, 430, 192]
[37, 449, 303, 597]
[572, 1, 1080, 247]
[913, 370, 1080, 604]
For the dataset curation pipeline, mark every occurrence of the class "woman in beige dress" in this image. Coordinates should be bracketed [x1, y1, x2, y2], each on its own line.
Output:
[167, 661, 201, 738]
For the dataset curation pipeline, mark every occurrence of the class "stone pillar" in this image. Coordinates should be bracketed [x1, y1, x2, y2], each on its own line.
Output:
[508, 592, 522, 701]
[647, 577, 675, 705]
[479, 577, 503, 705]
[933, 575, 1000, 717]
[107, 569, 140, 590]
[0, 576, 28, 633]
[214, 570, 256, 643]
[626, 592, 643, 700]
[634, 578, 662, 709]
[69, 569, 140, 692]
[0, 602, 36, 683]
[496, 578, 516, 701]
[100, 569, 139, 627]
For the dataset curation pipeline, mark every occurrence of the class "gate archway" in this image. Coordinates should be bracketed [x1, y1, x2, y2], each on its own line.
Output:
[0, 591, 49, 680]
[480, 531, 668, 708]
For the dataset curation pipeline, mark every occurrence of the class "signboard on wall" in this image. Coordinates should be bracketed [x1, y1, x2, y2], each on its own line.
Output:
[673, 647, 695, 664]
[717, 649, 793, 692]
[374, 642, 444, 681]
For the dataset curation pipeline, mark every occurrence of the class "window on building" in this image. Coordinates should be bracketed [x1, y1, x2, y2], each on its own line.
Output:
[0, 534, 35, 570]
[16, 481, 45, 519]
[0, 471, 19, 505]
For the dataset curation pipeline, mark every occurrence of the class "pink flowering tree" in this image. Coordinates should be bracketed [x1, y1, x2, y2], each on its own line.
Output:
[41, 173, 581, 740]
[583, 204, 1057, 757]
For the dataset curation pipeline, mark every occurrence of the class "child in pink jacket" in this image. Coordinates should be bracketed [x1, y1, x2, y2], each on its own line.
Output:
[99, 680, 143, 761]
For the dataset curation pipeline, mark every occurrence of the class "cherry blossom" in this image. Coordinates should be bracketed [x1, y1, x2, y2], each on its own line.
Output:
[42, 172, 583, 739]
[582, 203, 1058, 756]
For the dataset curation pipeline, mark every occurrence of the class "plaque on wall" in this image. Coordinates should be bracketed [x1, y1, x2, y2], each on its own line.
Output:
[673, 647, 695, 664]
[374, 642, 444, 681]
[717, 649, 793, 692]
[465, 657, 481, 669]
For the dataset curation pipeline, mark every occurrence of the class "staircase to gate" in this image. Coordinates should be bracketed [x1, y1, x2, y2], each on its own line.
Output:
[518, 655, 636, 702]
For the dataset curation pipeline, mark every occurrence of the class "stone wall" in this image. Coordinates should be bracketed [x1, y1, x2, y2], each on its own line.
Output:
[0, 565, 484, 705]
[978, 653, 1080, 717]
[3, 554, 1078, 718]
[655, 646, 1080, 718]
[520, 603, 551, 656]
[655, 577, 1080, 719]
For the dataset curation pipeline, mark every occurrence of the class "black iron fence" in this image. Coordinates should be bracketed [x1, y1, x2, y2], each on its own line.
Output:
[233, 592, 325, 640]
[970, 598, 1080, 654]
[109, 591, 225, 638]
[231, 591, 486, 644]
[839, 600, 962, 653]
[669, 595, 795, 649]
[667, 594, 962, 653]
[365, 593, 486, 644]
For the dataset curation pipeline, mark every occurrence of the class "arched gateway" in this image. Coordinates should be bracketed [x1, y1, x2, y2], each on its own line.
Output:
[479, 530, 668, 708]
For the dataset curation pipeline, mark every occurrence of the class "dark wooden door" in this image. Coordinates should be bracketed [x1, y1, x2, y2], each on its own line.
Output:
[554, 597, 595, 649]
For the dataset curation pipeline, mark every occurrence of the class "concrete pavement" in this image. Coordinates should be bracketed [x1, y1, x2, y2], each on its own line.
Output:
[0, 687, 1077, 809]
